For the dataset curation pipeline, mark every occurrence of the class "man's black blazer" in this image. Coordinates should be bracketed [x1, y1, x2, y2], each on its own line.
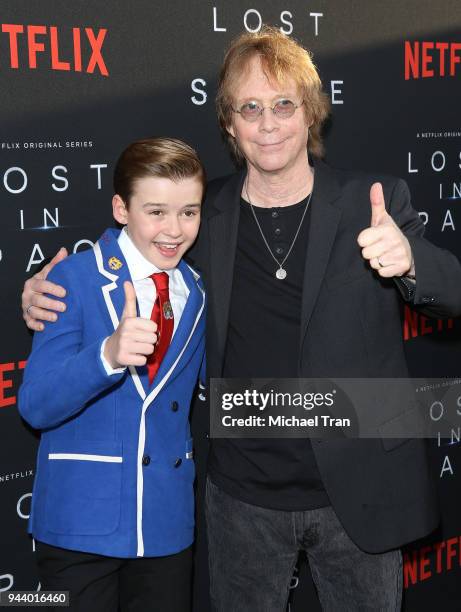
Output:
[189, 159, 461, 553]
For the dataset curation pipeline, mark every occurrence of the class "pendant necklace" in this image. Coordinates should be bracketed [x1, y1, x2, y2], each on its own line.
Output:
[245, 179, 313, 280]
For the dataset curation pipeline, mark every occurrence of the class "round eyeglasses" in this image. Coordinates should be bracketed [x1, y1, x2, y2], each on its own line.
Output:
[232, 99, 303, 122]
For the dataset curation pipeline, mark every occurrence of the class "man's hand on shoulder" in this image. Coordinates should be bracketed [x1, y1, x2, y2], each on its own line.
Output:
[22, 247, 69, 332]
[357, 182, 415, 279]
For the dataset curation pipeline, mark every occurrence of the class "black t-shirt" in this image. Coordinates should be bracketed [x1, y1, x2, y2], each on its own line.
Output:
[208, 195, 330, 510]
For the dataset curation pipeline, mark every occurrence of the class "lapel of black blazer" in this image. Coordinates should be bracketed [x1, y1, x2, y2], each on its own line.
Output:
[206, 170, 246, 370]
[300, 160, 343, 347]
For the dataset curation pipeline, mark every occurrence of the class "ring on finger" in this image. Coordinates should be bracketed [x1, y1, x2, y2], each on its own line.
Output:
[377, 257, 385, 268]
[26, 304, 34, 316]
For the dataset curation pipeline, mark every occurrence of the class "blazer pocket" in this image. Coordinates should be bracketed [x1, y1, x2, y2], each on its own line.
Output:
[45, 440, 123, 536]
[324, 267, 368, 293]
[377, 405, 424, 452]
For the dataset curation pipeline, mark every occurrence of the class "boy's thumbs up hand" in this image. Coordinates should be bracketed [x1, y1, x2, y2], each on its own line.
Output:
[104, 281, 158, 369]
[357, 183, 414, 278]
[121, 280, 138, 320]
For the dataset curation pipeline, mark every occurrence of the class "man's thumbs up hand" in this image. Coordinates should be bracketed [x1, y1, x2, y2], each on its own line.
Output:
[104, 281, 158, 369]
[357, 182, 414, 278]
[370, 182, 390, 227]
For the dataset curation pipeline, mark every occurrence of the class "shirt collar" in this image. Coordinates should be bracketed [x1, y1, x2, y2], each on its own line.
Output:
[118, 226, 172, 281]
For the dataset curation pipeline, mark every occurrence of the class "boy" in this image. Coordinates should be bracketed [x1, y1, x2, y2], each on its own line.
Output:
[18, 137, 206, 612]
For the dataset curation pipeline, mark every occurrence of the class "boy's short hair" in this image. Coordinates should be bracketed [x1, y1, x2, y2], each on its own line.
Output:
[216, 26, 330, 163]
[113, 137, 206, 206]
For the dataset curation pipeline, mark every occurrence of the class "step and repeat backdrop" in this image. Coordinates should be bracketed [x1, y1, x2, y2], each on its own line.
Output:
[1, 1, 460, 609]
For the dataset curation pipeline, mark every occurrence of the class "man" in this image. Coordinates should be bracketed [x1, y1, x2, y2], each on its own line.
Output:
[22, 27, 461, 612]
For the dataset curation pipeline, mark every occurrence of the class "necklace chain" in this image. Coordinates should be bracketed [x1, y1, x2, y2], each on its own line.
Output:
[245, 179, 313, 279]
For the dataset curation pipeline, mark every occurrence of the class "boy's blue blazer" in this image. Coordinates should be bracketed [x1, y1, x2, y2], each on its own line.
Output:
[19, 229, 206, 558]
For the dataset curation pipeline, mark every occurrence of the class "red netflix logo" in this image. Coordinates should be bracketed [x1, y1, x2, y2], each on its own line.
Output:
[403, 305, 454, 341]
[1, 24, 108, 76]
[0, 361, 26, 409]
[404, 535, 461, 587]
[405, 41, 461, 80]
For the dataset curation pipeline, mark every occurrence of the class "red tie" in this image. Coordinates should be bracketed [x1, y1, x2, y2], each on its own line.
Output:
[147, 272, 174, 385]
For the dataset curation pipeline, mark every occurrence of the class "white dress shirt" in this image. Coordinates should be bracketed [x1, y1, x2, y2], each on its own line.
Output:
[101, 227, 189, 374]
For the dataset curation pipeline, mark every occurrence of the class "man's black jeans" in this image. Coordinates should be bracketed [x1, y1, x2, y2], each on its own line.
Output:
[205, 478, 402, 612]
